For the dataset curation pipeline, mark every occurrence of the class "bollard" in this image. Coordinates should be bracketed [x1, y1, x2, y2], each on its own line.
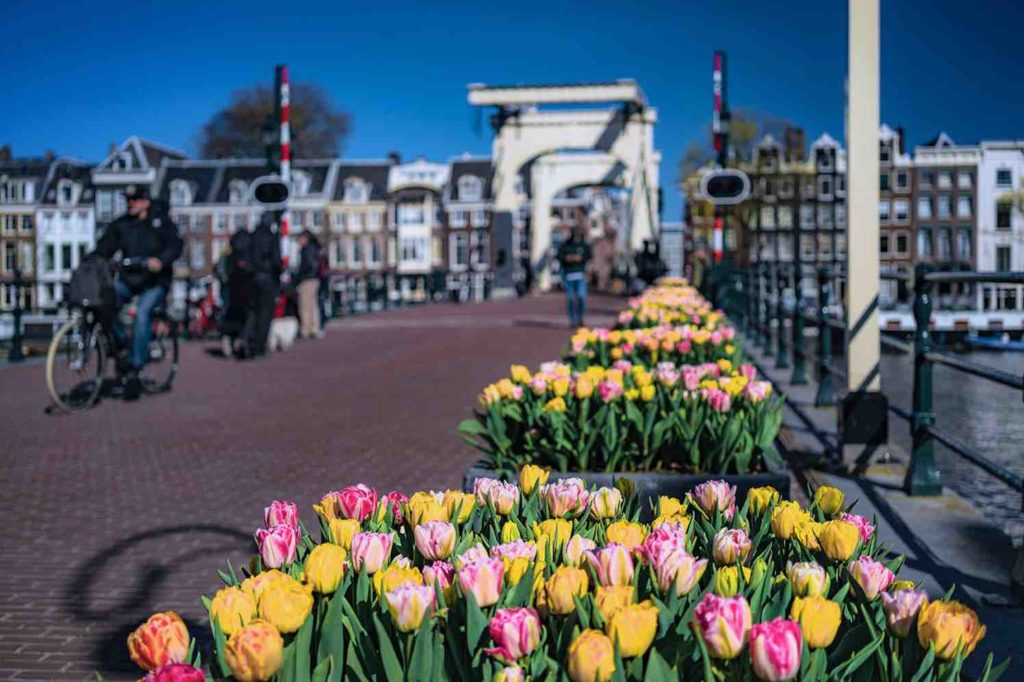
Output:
[814, 267, 835, 407]
[791, 261, 808, 385]
[775, 265, 789, 369]
[9, 268, 25, 363]
[904, 264, 942, 496]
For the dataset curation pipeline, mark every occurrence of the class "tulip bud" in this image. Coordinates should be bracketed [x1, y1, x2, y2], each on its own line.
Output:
[142, 663, 206, 682]
[223, 620, 284, 682]
[533, 519, 573, 558]
[264, 500, 299, 529]
[209, 587, 257, 636]
[817, 520, 860, 562]
[483, 607, 542, 662]
[372, 563, 424, 598]
[881, 589, 928, 637]
[567, 630, 616, 682]
[414, 521, 457, 561]
[813, 485, 845, 516]
[595, 585, 635, 621]
[564, 535, 597, 567]
[258, 578, 313, 634]
[454, 543, 490, 568]
[408, 491, 449, 526]
[336, 484, 379, 522]
[458, 558, 505, 607]
[692, 593, 752, 659]
[422, 561, 456, 603]
[712, 528, 752, 565]
[385, 583, 436, 633]
[254, 525, 299, 569]
[501, 521, 522, 543]
[786, 561, 830, 598]
[519, 464, 550, 495]
[327, 518, 360, 550]
[350, 532, 394, 574]
[590, 487, 623, 519]
[606, 600, 659, 658]
[657, 495, 685, 517]
[770, 501, 807, 540]
[239, 569, 289, 602]
[790, 596, 841, 649]
[443, 490, 476, 524]
[794, 520, 824, 551]
[605, 520, 647, 551]
[304, 543, 347, 594]
[542, 566, 589, 615]
[713, 565, 750, 597]
[916, 600, 987, 660]
[540, 478, 590, 518]
[747, 486, 780, 516]
[848, 556, 896, 601]
[585, 544, 635, 587]
[655, 548, 708, 597]
[495, 665, 525, 682]
[127, 612, 189, 671]
[688, 480, 737, 520]
[839, 512, 875, 542]
[749, 617, 802, 681]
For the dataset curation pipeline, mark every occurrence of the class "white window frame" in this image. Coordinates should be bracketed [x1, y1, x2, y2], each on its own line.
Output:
[365, 211, 382, 231]
[995, 169, 1012, 188]
[471, 209, 488, 228]
[893, 199, 909, 224]
[169, 180, 192, 207]
[450, 209, 467, 228]
[917, 196, 932, 219]
[957, 171, 972, 189]
[895, 169, 909, 191]
[458, 176, 483, 202]
[878, 199, 891, 223]
[228, 180, 248, 205]
[956, 196, 972, 219]
[449, 232, 468, 270]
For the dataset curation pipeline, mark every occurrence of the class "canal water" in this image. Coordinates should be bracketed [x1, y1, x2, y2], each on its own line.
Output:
[880, 351, 1024, 545]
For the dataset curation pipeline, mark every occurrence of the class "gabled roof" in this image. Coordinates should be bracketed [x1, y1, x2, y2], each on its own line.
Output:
[333, 161, 392, 202]
[292, 159, 334, 196]
[39, 158, 96, 207]
[810, 133, 839, 150]
[921, 131, 956, 149]
[756, 134, 781, 150]
[156, 162, 222, 204]
[0, 158, 53, 179]
[447, 157, 493, 202]
[95, 136, 187, 175]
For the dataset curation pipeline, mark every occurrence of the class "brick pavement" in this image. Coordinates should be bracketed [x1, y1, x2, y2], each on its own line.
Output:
[0, 294, 617, 680]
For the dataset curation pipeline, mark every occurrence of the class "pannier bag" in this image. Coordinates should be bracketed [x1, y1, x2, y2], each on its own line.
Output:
[68, 255, 114, 309]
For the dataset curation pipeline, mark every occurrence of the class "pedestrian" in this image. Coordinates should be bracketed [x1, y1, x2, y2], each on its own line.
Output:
[556, 227, 592, 328]
[296, 231, 323, 339]
[635, 239, 667, 290]
[220, 229, 252, 358]
[317, 242, 330, 330]
[245, 212, 282, 358]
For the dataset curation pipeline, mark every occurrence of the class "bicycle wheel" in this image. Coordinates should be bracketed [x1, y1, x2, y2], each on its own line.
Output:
[140, 316, 179, 394]
[46, 315, 105, 412]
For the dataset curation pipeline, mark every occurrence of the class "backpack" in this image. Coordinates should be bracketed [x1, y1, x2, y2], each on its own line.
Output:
[68, 255, 114, 309]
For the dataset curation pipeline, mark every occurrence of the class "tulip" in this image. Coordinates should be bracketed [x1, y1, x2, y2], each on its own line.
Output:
[304, 543, 347, 594]
[209, 586, 257, 636]
[455, 543, 490, 568]
[476, 479, 520, 515]
[917, 600, 986, 659]
[818, 520, 860, 562]
[747, 486, 780, 516]
[575, 376, 595, 399]
[848, 556, 896, 601]
[713, 565, 751, 597]
[770, 501, 807, 540]
[491, 540, 538, 562]
[786, 561, 829, 598]
[541, 478, 590, 518]
[414, 520, 457, 561]
[839, 512, 875, 542]
[533, 519, 573, 557]
[501, 521, 522, 543]
[590, 487, 623, 519]
[327, 518, 360, 550]
[597, 379, 624, 402]
[458, 558, 505, 607]
[655, 548, 708, 597]
[142, 663, 206, 682]
[127, 612, 189, 672]
[384, 583, 436, 633]
[372, 563, 424, 598]
[750, 618, 802, 681]
[240, 569, 289, 601]
[813, 486, 845, 516]
[484, 607, 542, 662]
[586, 544, 635, 587]
[638, 524, 687, 566]
[605, 520, 647, 551]
[790, 596, 841, 649]
[658, 495, 685, 517]
[313, 493, 342, 523]
[495, 665, 525, 682]
[881, 589, 928, 637]
[254, 524, 299, 569]
[564, 535, 597, 566]
[510, 364, 532, 383]
[258, 578, 313, 634]
[890, 579, 917, 592]
[408, 491, 449, 525]
[443, 490, 476, 524]
[423, 561, 456, 603]
[567, 630, 616, 682]
[542, 566, 589, 615]
[264, 500, 299, 529]
[794, 520, 824, 551]
[595, 585, 635, 621]
[712, 528, 752, 565]
[337, 484, 379, 522]
[689, 480, 737, 520]
[606, 601, 659, 658]
[692, 593, 752, 659]
[350, 532, 394, 574]
[223, 620, 284, 682]
[504, 557, 533, 587]
[544, 397, 568, 412]
[552, 378, 570, 397]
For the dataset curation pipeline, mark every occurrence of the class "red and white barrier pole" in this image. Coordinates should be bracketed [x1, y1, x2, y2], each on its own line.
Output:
[712, 215, 724, 263]
[279, 64, 291, 268]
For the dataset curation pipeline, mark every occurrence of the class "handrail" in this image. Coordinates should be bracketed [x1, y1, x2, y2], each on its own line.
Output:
[925, 425, 1024, 500]
[924, 348, 1024, 391]
[880, 334, 911, 354]
[923, 271, 1024, 285]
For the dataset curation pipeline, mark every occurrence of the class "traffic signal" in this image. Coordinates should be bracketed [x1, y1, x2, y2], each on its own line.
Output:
[250, 175, 290, 208]
[700, 169, 750, 206]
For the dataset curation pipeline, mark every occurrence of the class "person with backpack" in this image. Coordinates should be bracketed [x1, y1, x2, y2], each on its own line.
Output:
[245, 212, 283, 358]
[219, 229, 253, 358]
[295, 231, 323, 339]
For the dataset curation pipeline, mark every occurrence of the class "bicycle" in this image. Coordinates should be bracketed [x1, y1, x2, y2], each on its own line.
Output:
[45, 257, 180, 412]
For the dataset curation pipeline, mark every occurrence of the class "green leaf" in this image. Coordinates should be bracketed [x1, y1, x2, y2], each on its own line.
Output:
[909, 645, 936, 682]
[318, 592, 346, 682]
[644, 648, 674, 681]
[409, 620, 435, 682]
[372, 612, 405, 682]
[465, 590, 489, 652]
[291, 612, 314, 681]
[312, 656, 334, 682]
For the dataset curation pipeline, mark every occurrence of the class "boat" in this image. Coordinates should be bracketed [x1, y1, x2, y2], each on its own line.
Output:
[965, 333, 1024, 352]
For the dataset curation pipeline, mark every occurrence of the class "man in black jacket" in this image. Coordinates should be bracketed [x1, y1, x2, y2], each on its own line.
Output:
[245, 212, 282, 357]
[93, 185, 182, 398]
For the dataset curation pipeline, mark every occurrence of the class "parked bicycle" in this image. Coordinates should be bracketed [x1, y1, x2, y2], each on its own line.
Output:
[45, 257, 180, 412]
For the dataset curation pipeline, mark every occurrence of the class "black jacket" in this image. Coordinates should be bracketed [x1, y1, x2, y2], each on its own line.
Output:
[94, 210, 183, 292]
[249, 224, 282, 278]
[297, 242, 320, 281]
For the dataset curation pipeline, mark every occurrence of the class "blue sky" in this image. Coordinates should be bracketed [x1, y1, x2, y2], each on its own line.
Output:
[2, 0, 1022, 220]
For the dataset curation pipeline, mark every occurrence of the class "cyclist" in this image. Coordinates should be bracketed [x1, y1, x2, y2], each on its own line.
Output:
[93, 184, 183, 400]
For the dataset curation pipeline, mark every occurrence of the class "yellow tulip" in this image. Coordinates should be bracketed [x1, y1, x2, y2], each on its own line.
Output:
[240, 569, 289, 601]
[443, 490, 476, 524]
[795, 520, 825, 551]
[567, 630, 616, 682]
[544, 397, 568, 413]
[651, 514, 691, 532]
[771, 501, 808, 540]
[818, 520, 860, 562]
[407, 492, 448, 526]
[327, 518, 360, 550]
[639, 385, 656, 402]
[519, 464, 550, 495]
[814, 486, 846, 516]
[533, 519, 573, 557]
[224, 620, 284, 682]
[543, 567, 589, 615]
[210, 587, 257, 637]
[791, 596, 842, 649]
[501, 521, 522, 543]
[606, 601, 659, 658]
[624, 389, 640, 401]
[304, 543, 346, 594]
[258, 578, 313, 634]
[747, 486, 780, 516]
[510, 364, 532, 383]
[590, 487, 623, 519]
[552, 378, 570, 397]
[605, 520, 647, 551]
[504, 556, 532, 587]
[575, 377, 595, 399]
[713, 565, 751, 597]
[372, 563, 423, 598]
[658, 496, 685, 517]
[917, 600, 987, 660]
[595, 585, 636, 622]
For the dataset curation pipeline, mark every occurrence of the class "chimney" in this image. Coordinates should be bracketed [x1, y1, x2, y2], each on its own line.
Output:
[0, 145, 11, 161]
[109, 143, 118, 155]
[784, 127, 806, 162]
[44, 150, 55, 161]
[387, 151, 401, 165]
[895, 125, 906, 156]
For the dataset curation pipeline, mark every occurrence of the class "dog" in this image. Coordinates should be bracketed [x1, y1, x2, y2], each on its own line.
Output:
[268, 316, 299, 352]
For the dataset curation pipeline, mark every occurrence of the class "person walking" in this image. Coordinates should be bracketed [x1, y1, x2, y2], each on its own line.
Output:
[556, 227, 592, 328]
[220, 229, 252, 358]
[245, 213, 282, 357]
[296, 231, 323, 339]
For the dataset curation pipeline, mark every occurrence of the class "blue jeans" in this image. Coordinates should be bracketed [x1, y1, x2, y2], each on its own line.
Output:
[563, 274, 587, 327]
[113, 280, 167, 370]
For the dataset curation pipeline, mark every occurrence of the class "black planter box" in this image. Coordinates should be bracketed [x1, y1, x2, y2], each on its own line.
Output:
[462, 455, 791, 520]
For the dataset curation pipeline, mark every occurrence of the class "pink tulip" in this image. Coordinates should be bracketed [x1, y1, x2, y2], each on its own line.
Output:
[750, 618, 802, 681]
[847, 556, 895, 601]
[692, 593, 752, 659]
[530, 376, 548, 395]
[744, 381, 772, 403]
[839, 513, 875, 542]
[455, 543, 490, 568]
[254, 524, 298, 569]
[382, 491, 408, 524]
[704, 389, 732, 413]
[656, 362, 680, 387]
[475, 479, 520, 515]
[612, 360, 633, 373]
[723, 327, 736, 340]
[739, 364, 757, 381]
[143, 663, 206, 682]
[585, 544, 635, 587]
[350, 531, 393, 574]
[880, 588, 928, 637]
[655, 548, 708, 597]
[385, 583, 436, 632]
[677, 340, 693, 354]
[423, 561, 456, 597]
[563, 535, 597, 566]
[490, 540, 538, 562]
[540, 478, 590, 518]
[263, 500, 299, 529]
[683, 368, 701, 391]
[712, 528, 752, 565]
[414, 521, 456, 561]
[337, 484, 378, 522]
[638, 524, 688, 566]
[689, 480, 737, 521]
[458, 558, 505, 607]
[597, 380, 624, 402]
[483, 607, 542, 662]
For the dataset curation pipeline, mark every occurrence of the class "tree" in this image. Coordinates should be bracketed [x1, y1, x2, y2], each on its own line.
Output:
[196, 82, 351, 160]
[677, 108, 799, 181]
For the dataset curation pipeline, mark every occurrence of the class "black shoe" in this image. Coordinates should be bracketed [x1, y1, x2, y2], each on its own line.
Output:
[123, 373, 142, 401]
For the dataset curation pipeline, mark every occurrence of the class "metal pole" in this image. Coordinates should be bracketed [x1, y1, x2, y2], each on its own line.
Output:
[905, 264, 942, 495]
[776, 264, 789, 368]
[278, 64, 292, 270]
[8, 268, 25, 362]
[791, 195, 808, 383]
[814, 267, 835, 406]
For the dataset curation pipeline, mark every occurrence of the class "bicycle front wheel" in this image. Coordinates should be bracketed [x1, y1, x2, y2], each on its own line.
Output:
[46, 316, 105, 412]
[141, 316, 179, 394]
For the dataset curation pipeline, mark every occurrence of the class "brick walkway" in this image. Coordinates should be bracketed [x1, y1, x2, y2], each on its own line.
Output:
[0, 294, 616, 680]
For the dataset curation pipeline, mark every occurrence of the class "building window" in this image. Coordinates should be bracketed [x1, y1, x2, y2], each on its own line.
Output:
[344, 179, 368, 203]
[2, 242, 15, 272]
[919, 170, 934, 188]
[20, 242, 33, 273]
[61, 244, 73, 272]
[996, 201, 1012, 230]
[879, 233, 890, 255]
[816, 151, 833, 172]
[956, 228, 971, 260]
[996, 246, 1011, 271]
[214, 214, 227, 233]
[450, 209, 467, 227]
[957, 171, 972, 189]
[817, 205, 833, 228]
[917, 196, 932, 219]
[800, 204, 815, 228]
[878, 200, 891, 223]
[399, 236, 426, 262]
[398, 204, 425, 225]
[232, 213, 246, 231]
[228, 181, 248, 205]
[346, 212, 362, 231]
[894, 199, 909, 223]
[292, 171, 311, 197]
[57, 180, 75, 206]
[917, 227, 932, 258]
[800, 235, 815, 260]
[895, 170, 909, 191]
[936, 227, 952, 261]
[458, 176, 483, 202]
[936, 195, 952, 219]
[189, 240, 206, 270]
[330, 213, 342, 231]
[895, 232, 909, 256]
[169, 180, 192, 207]
[956, 196, 972, 218]
[778, 177, 794, 198]
[759, 206, 775, 228]
[329, 240, 344, 268]
[879, 146, 891, 163]
[996, 169, 1012, 188]
[937, 171, 952, 189]
[97, 190, 113, 220]
[760, 177, 775, 198]
[470, 231, 489, 267]
[1, 216, 14, 233]
[835, 204, 847, 227]
[777, 206, 793, 228]
[450, 232, 468, 268]
[836, 175, 846, 195]
[817, 176, 833, 198]
[351, 239, 363, 266]
[369, 238, 382, 265]
[366, 212, 382, 231]
[879, 173, 890, 191]
[471, 209, 488, 228]
[311, 211, 323, 231]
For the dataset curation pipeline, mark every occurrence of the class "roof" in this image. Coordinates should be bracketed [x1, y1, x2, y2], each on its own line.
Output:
[0, 158, 53, 179]
[156, 163, 222, 204]
[921, 132, 956, 149]
[95, 136, 187, 175]
[447, 158, 493, 202]
[333, 161, 392, 202]
[292, 159, 333, 196]
[39, 159, 96, 207]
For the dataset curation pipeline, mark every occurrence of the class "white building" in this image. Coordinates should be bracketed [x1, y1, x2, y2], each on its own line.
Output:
[976, 140, 1024, 311]
[388, 158, 449, 289]
[34, 159, 96, 309]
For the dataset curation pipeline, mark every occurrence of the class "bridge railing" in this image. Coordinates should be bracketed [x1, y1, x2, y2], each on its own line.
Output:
[708, 262, 1024, 506]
